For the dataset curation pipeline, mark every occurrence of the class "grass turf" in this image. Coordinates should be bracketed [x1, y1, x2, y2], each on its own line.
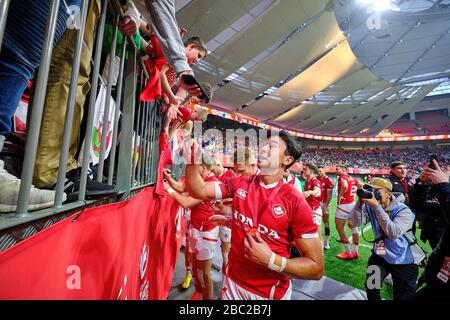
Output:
[323, 198, 431, 300]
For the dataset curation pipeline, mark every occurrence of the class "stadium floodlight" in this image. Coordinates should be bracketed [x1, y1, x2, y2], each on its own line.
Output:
[357, 0, 395, 11]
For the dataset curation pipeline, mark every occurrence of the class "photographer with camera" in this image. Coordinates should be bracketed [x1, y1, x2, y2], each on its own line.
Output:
[351, 178, 419, 300]
[411, 159, 450, 299]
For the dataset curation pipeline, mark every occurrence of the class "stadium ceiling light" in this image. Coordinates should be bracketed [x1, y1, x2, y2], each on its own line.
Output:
[357, 0, 397, 12]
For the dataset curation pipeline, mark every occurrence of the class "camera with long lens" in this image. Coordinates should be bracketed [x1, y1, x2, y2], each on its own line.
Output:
[356, 186, 382, 202]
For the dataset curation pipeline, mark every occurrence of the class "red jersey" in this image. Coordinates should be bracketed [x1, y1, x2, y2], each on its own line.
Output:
[217, 175, 318, 299]
[304, 177, 321, 211]
[317, 175, 334, 203]
[217, 169, 237, 183]
[190, 175, 219, 232]
[140, 35, 177, 102]
[155, 132, 173, 197]
[338, 174, 358, 204]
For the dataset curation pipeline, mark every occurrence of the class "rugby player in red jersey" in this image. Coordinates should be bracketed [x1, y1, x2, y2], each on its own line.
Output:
[302, 164, 322, 239]
[283, 169, 303, 193]
[317, 165, 334, 250]
[233, 147, 259, 176]
[164, 154, 218, 300]
[185, 131, 324, 300]
[211, 156, 237, 271]
[335, 165, 360, 260]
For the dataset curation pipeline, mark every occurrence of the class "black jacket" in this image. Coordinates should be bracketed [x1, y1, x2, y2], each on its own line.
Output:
[388, 174, 413, 205]
[410, 181, 450, 288]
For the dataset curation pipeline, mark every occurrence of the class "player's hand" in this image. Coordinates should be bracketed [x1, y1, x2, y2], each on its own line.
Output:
[213, 203, 232, 216]
[209, 215, 232, 228]
[423, 160, 449, 185]
[163, 181, 171, 192]
[178, 70, 201, 97]
[360, 193, 379, 208]
[303, 191, 312, 198]
[162, 169, 172, 181]
[244, 232, 272, 267]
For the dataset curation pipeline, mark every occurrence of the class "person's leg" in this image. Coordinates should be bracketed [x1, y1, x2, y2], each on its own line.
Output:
[348, 221, 360, 258]
[335, 216, 352, 259]
[313, 207, 323, 242]
[322, 205, 331, 249]
[365, 254, 388, 301]
[196, 258, 213, 300]
[0, 0, 81, 136]
[182, 218, 192, 289]
[190, 253, 203, 299]
[33, 0, 101, 188]
[0, 52, 32, 136]
[219, 226, 231, 270]
[391, 264, 418, 300]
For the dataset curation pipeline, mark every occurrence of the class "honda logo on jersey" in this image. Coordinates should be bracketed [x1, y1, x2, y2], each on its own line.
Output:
[272, 204, 287, 218]
[236, 188, 248, 199]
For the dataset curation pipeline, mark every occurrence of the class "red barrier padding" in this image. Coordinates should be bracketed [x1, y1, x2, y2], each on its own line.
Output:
[0, 187, 184, 300]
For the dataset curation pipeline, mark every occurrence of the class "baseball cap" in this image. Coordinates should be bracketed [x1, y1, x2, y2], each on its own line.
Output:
[364, 178, 393, 192]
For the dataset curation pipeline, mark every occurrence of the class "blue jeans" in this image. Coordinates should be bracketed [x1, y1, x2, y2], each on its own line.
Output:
[0, 0, 81, 135]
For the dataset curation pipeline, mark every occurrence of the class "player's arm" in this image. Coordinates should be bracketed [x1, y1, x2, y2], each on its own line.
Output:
[185, 164, 218, 201]
[337, 180, 348, 205]
[325, 188, 333, 206]
[165, 183, 203, 209]
[244, 233, 324, 280]
[163, 169, 185, 193]
[311, 186, 321, 198]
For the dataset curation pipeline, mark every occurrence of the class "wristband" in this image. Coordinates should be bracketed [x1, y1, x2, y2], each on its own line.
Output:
[167, 187, 175, 196]
[267, 252, 287, 273]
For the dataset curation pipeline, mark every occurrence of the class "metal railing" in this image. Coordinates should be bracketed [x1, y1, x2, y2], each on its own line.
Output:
[0, 0, 161, 237]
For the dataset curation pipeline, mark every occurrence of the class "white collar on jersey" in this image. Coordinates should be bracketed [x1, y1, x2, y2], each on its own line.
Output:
[259, 178, 286, 189]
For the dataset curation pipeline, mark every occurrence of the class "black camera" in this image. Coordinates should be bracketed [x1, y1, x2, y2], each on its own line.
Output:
[357, 187, 382, 202]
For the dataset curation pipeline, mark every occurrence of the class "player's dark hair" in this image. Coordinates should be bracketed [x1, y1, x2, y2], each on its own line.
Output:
[278, 131, 302, 169]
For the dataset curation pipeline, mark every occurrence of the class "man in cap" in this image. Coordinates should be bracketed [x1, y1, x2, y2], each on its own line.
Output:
[351, 178, 419, 300]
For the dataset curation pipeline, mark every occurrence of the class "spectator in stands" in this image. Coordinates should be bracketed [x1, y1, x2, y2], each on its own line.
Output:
[0, 0, 82, 211]
[411, 160, 449, 300]
[144, 0, 204, 97]
[388, 161, 413, 205]
[351, 178, 420, 300]
[32, 0, 139, 199]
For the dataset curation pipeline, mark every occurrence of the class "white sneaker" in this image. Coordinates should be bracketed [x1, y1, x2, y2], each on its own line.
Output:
[324, 240, 330, 250]
[0, 160, 65, 213]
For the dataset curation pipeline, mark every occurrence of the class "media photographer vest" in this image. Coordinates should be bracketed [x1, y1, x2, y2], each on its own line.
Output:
[365, 203, 415, 265]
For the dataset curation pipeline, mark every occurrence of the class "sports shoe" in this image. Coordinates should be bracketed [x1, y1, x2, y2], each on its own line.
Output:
[324, 242, 330, 250]
[51, 168, 116, 201]
[0, 160, 64, 213]
[352, 252, 359, 259]
[336, 252, 354, 260]
[181, 273, 192, 289]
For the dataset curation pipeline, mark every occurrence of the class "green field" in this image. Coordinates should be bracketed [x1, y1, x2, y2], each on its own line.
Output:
[323, 197, 431, 300]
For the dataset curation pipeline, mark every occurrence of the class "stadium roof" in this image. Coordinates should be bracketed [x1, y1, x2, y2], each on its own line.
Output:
[136, 0, 450, 137]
